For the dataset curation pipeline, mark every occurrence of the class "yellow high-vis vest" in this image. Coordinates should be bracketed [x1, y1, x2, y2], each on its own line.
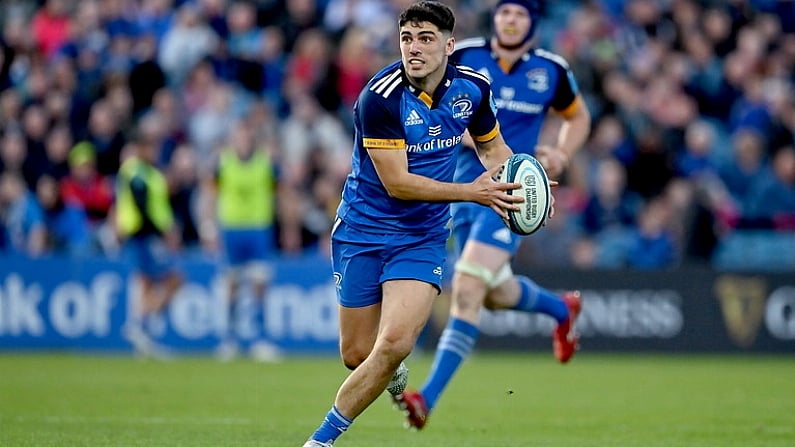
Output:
[116, 157, 174, 237]
[217, 149, 274, 228]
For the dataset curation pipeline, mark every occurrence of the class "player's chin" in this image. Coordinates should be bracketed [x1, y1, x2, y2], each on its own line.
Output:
[406, 64, 429, 76]
[496, 35, 523, 47]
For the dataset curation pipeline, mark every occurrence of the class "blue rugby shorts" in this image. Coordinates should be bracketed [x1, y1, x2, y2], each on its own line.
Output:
[450, 202, 522, 256]
[331, 219, 448, 308]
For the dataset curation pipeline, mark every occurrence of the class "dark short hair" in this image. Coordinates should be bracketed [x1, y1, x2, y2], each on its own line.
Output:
[399, 1, 455, 34]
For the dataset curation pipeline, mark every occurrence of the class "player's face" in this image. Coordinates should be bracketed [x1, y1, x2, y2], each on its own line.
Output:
[400, 21, 454, 83]
[494, 4, 532, 47]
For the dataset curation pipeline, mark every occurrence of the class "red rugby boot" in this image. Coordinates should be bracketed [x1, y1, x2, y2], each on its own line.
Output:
[553, 291, 582, 363]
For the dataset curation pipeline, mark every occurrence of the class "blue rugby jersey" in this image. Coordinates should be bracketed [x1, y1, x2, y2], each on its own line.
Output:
[336, 60, 499, 234]
[450, 37, 580, 183]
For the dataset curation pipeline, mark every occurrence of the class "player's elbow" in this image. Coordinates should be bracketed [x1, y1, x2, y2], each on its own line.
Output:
[386, 187, 412, 200]
[382, 181, 412, 200]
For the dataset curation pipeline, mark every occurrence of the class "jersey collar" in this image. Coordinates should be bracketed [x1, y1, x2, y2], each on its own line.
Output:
[404, 63, 456, 109]
[491, 45, 533, 74]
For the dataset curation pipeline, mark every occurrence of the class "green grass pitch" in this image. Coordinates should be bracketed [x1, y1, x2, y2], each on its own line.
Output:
[1, 352, 793, 446]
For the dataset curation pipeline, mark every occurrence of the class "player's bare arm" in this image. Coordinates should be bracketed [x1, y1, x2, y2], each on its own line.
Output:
[471, 131, 513, 170]
[535, 95, 591, 178]
[367, 147, 522, 218]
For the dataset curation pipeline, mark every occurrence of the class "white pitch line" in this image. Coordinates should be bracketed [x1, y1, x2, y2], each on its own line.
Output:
[8, 415, 255, 426]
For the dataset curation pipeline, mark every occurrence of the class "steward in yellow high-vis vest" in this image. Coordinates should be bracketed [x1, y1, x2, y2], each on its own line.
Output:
[212, 122, 280, 360]
[116, 133, 183, 358]
[116, 155, 174, 239]
[217, 147, 274, 230]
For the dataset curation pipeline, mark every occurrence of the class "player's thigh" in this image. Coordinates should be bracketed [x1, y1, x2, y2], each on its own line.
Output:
[338, 303, 380, 365]
[454, 209, 519, 283]
[379, 240, 446, 345]
[332, 229, 384, 359]
[332, 242, 383, 308]
[466, 206, 522, 258]
[379, 279, 437, 348]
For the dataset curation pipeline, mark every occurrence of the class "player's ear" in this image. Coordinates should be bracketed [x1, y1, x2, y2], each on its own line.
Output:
[445, 36, 455, 56]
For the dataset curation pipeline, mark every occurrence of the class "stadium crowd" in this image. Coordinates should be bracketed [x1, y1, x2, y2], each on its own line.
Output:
[0, 0, 793, 271]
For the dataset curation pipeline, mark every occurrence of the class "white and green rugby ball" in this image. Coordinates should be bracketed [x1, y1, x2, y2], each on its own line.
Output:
[497, 153, 551, 236]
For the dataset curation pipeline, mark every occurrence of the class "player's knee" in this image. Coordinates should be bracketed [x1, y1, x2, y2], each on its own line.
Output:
[450, 280, 487, 316]
[374, 332, 414, 362]
[483, 288, 508, 310]
[483, 276, 519, 310]
[340, 344, 369, 370]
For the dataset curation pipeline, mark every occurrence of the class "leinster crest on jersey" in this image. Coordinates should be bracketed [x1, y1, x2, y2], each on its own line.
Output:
[527, 69, 549, 92]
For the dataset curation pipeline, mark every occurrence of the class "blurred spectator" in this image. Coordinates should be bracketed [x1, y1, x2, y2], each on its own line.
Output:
[580, 157, 642, 235]
[197, 0, 230, 39]
[36, 174, 92, 256]
[675, 120, 718, 179]
[625, 124, 676, 199]
[323, 0, 394, 46]
[718, 128, 767, 204]
[149, 87, 187, 162]
[221, 1, 267, 94]
[315, 26, 379, 121]
[744, 146, 795, 223]
[59, 141, 114, 223]
[128, 33, 167, 117]
[517, 189, 583, 269]
[625, 197, 678, 270]
[256, 25, 287, 104]
[42, 123, 72, 180]
[31, 0, 70, 59]
[135, 0, 176, 45]
[20, 104, 50, 189]
[280, 93, 351, 186]
[187, 81, 237, 172]
[158, 2, 219, 85]
[181, 58, 217, 115]
[275, 0, 322, 53]
[0, 171, 46, 256]
[584, 114, 636, 166]
[282, 27, 333, 102]
[81, 99, 126, 176]
[0, 128, 27, 176]
[0, 89, 23, 133]
[166, 143, 201, 249]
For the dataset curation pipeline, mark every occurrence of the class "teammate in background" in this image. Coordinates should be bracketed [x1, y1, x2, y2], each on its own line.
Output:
[301, 2, 531, 446]
[117, 131, 183, 357]
[396, 0, 592, 429]
[209, 120, 281, 362]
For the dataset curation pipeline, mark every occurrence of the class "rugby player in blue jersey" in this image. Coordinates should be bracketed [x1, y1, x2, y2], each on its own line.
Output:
[301, 2, 538, 446]
[396, 0, 592, 430]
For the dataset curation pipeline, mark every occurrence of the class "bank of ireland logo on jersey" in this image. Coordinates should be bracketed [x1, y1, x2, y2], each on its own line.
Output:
[404, 109, 424, 126]
[500, 86, 515, 100]
[429, 125, 442, 136]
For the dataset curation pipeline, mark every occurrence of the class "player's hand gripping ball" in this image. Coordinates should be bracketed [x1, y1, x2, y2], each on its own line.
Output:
[496, 153, 552, 235]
